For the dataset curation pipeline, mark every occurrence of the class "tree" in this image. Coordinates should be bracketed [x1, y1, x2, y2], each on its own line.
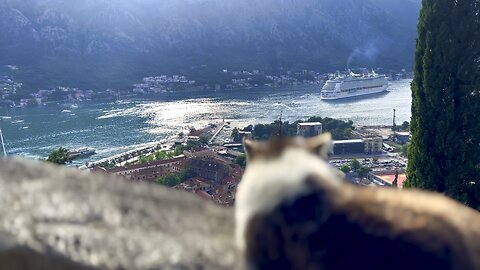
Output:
[308, 117, 354, 140]
[199, 135, 210, 145]
[179, 169, 196, 181]
[186, 140, 202, 149]
[138, 154, 154, 164]
[231, 128, 240, 140]
[245, 116, 354, 141]
[156, 169, 195, 187]
[344, 128, 353, 139]
[357, 166, 371, 179]
[243, 125, 253, 132]
[391, 124, 398, 132]
[154, 150, 173, 161]
[350, 159, 361, 172]
[401, 121, 410, 131]
[400, 144, 409, 158]
[46, 147, 72, 165]
[235, 154, 247, 168]
[174, 145, 186, 156]
[340, 164, 351, 174]
[392, 171, 399, 188]
[156, 173, 181, 187]
[406, 0, 480, 208]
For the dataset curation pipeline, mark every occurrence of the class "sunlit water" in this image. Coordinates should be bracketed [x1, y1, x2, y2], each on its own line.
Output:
[0, 79, 412, 162]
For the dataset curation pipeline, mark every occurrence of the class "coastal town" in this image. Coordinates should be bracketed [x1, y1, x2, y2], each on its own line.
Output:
[81, 118, 410, 206]
[1, 0, 478, 268]
[1, 63, 413, 207]
[0, 65, 413, 108]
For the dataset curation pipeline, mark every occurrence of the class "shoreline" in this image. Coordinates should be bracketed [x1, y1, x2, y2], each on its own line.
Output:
[83, 120, 398, 170]
[81, 137, 180, 170]
[1, 79, 412, 161]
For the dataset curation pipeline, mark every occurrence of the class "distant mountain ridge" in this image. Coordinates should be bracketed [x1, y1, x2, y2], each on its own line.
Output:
[0, 0, 421, 91]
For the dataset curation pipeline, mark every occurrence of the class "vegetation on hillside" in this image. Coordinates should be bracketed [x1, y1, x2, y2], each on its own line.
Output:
[0, 0, 420, 92]
[242, 116, 354, 140]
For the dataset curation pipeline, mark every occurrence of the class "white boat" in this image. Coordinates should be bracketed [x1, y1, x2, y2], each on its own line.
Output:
[321, 71, 389, 100]
[68, 147, 96, 159]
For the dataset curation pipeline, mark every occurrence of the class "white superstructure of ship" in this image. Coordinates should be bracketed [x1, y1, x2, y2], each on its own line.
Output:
[321, 70, 389, 100]
[68, 147, 96, 159]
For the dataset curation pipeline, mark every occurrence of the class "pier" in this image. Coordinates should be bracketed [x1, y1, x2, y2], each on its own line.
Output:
[209, 122, 227, 145]
[82, 141, 170, 170]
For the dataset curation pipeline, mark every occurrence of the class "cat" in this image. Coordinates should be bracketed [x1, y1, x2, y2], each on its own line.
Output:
[235, 133, 480, 270]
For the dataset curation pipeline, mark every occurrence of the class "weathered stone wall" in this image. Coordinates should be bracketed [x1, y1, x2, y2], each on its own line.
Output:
[0, 158, 237, 269]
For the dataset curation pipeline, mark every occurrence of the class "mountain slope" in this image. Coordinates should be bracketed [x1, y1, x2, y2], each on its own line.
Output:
[0, 0, 421, 91]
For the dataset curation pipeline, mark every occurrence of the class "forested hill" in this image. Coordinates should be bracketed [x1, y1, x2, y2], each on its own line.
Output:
[0, 0, 421, 91]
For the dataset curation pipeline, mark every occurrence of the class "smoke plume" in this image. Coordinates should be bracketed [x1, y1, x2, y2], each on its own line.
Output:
[347, 41, 380, 70]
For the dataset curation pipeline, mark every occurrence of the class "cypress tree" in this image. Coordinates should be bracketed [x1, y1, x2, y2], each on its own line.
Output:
[406, 0, 480, 209]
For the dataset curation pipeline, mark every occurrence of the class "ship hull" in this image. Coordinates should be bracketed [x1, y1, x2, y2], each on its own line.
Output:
[321, 84, 389, 100]
[68, 148, 96, 159]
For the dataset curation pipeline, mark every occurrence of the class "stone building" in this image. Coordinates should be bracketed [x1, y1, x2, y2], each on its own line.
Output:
[185, 157, 231, 183]
[297, 122, 323, 137]
[105, 156, 186, 182]
[364, 137, 383, 154]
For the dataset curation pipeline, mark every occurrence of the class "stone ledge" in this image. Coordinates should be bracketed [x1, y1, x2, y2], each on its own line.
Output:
[0, 158, 237, 269]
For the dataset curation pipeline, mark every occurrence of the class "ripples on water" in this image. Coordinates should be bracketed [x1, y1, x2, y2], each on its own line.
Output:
[0, 80, 412, 162]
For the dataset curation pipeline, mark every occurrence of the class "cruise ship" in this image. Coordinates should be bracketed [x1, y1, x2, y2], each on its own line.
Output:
[321, 71, 389, 100]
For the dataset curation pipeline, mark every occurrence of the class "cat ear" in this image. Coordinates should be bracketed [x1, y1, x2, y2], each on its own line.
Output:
[243, 138, 259, 161]
[306, 133, 332, 160]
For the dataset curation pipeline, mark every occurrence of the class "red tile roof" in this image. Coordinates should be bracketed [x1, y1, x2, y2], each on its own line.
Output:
[195, 190, 212, 200]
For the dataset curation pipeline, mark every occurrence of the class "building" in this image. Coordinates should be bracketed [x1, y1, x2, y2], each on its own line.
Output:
[364, 137, 383, 154]
[333, 137, 383, 156]
[106, 156, 185, 182]
[183, 147, 216, 158]
[175, 177, 212, 193]
[233, 131, 253, 143]
[195, 190, 213, 201]
[297, 122, 323, 137]
[332, 139, 365, 155]
[211, 165, 243, 206]
[394, 132, 411, 144]
[185, 157, 231, 183]
[187, 136, 200, 142]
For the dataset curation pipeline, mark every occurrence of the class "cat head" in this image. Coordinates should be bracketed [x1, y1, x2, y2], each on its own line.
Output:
[235, 133, 340, 254]
[243, 133, 332, 163]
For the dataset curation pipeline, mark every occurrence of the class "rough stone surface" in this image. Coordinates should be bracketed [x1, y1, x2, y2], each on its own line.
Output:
[0, 158, 237, 269]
